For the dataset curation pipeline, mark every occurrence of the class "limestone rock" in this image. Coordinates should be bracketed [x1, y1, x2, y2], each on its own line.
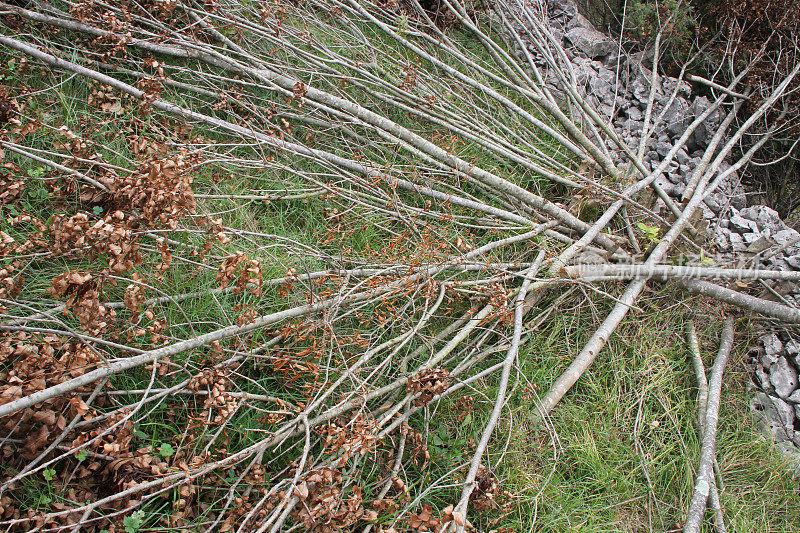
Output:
[763, 332, 783, 354]
[729, 214, 760, 234]
[740, 205, 785, 235]
[752, 392, 795, 444]
[691, 96, 720, 148]
[661, 98, 691, 137]
[786, 340, 800, 356]
[546, 0, 578, 19]
[770, 357, 799, 399]
[564, 27, 616, 59]
[786, 255, 800, 270]
[773, 228, 800, 248]
[566, 13, 594, 31]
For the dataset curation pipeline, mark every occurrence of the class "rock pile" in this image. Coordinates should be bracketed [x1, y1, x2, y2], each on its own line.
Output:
[509, 0, 735, 201]
[495, 0, 800, 461]
[750, 332, 800, 469]
[497, 0, 756, 229]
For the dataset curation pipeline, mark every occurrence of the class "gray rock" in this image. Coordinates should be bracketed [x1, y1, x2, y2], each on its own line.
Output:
[773, 228, 800, 248]
[553, 25, 567, 44]
[594, 64, 615, 83]
[565, 27, 616, 59]
[704, 196, 721, 214]
[789, 389, 800, 403]
[629, 47, 657, 69]
[728, 232, 746, 252]
[691, 96, 720, 147]
[760, 353, 779, 369]
[661, 98, 691, 137]
[625, 98, 644, 122]
[770, 358, 799, 399]
[630, 67, 652, 102]
[729, 214, 760, 233]
[747, 236, 772, 253]
[773, 395, 796, 429]
[666, 170, 683, 185]
[656, 141, 671, 158]
[547, 0, 578, 19]
[625, 105, 643, 122]
[619, 118, 643, 133]
[786, 340, 800, 356]
[786, 255, 800, 270]
[756, 365, 772, 389]
[675, 148, 690, 165]
[566, 13, 595, 31]
[602, 52, 623, 69]
[663, 76, 692, 98]
[599, 104, 614, 118]
[713, 230, 729, 249]
[744, 231, 765, 244]
[670, 181, 686, 197]
[730, 192, 746, 210]
[762, 332, 784, 356]
[572, 57, 596, 86]
[740, 205, 785, 234]
[752, 392, 795, 444]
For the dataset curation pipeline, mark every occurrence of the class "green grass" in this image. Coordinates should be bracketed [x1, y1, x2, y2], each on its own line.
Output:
[434, 293, 800, 532]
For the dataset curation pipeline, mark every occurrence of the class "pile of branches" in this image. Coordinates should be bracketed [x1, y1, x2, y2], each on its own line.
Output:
[0, 0, 797, 531]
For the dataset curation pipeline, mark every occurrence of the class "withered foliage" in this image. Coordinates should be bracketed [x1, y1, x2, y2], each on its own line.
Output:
[407, 368, 452, 406]
[0, 0, 524, 531]
[217, 251, 264, 295]
[0, 66, 221, 529]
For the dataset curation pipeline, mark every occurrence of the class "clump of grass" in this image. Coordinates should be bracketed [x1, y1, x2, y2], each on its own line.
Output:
[485, 298, 800, 532]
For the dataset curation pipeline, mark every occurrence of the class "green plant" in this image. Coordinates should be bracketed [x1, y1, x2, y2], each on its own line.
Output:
[158, 442, 175, 458]
[42, 468, 55, 482]
[625, 0, 696, 55]
[637, 221, 661, 242]
[123, 510, 145, 533]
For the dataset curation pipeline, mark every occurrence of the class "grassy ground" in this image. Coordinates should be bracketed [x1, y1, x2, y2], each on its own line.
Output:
[1, 2, 799, 532]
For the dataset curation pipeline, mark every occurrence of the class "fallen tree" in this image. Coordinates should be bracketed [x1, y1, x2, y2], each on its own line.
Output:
[0, 0, 797, 531]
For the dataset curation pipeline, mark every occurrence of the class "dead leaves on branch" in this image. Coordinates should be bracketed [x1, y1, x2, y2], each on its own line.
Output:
[0, 5, 526, 529]
[48, 271, 114, 332]
[51, 212, 142, 273]
[104, 157, 198, 229]
[408, 368, 452, 406]
[216, 251, 264, 295]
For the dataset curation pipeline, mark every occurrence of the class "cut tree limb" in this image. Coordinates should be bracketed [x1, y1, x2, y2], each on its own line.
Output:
[679, 279, 800, 323]
[683, 316, 734, 533]
[687, 321, 728, 533]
